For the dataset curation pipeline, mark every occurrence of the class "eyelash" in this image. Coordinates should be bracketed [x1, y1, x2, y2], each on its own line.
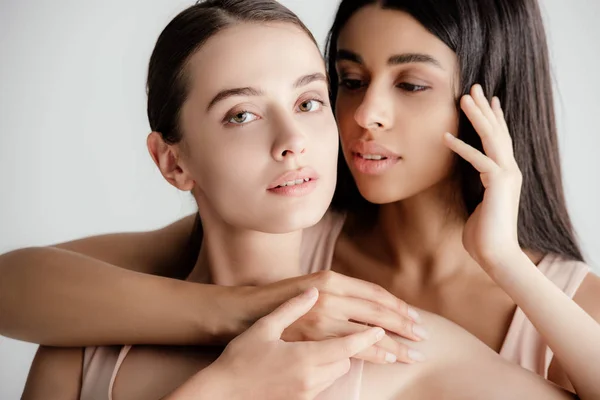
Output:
[224, 97, 327, 127]
[338, 77, 429, 93]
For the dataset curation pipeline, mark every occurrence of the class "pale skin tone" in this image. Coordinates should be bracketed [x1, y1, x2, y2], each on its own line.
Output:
[21, 20, 413, 400]
[4, 4, 599, 400]
[18, 11, 586, 400]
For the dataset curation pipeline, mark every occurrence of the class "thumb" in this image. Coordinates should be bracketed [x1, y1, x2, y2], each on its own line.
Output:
[250, 287, 319, 341]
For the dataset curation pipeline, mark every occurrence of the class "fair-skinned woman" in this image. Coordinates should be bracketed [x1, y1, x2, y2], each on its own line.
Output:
[3, 0, 600, 398]
[20, 2, 393, 399]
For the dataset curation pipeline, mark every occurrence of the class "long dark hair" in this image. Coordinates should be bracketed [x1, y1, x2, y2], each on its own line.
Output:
[326, 0, 584, 262]
[146, 0, 318, 262]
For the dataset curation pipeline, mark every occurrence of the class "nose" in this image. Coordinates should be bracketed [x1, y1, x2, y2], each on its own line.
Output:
[271, 118, 307, 162]
[353, 85, 393, 132]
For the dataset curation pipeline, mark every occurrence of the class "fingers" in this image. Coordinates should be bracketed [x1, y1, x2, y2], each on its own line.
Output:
[354, 334, 421, 364]
[491, 96, 504, 125]
[252, 288, 319, 340]
[491, 97, 514, 153]
[310, 319, 405, 364]
[326, 294, 424, 341]
[313, 326, 385, 364]
[313, 271, 420, 324]
[459, 84, 513, 167]
[470, 84, 498, 127]
[461, 94, 504, 165]
[444, 133, 499, 176]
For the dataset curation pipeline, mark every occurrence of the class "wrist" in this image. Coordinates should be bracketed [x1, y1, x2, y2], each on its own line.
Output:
[481, 247, 533, 283]
[186, 283, 253, 344]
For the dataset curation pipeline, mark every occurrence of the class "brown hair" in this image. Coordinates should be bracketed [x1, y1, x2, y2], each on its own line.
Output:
[147, 0, 318, 144]
[147, 0, 319, 263]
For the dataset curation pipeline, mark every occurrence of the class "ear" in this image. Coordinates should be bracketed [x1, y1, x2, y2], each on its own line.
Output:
[147, 132, 195, 191]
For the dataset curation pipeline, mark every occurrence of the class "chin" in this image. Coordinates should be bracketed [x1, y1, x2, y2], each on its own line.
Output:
[259, 208, 327, 234]
[355, 180, 414, 205]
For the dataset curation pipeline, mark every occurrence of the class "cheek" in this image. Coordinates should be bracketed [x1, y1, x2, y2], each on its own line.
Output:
[403, 107, 459, 181]
[187, 132, 264, 195]
[306, 112, 339, 184]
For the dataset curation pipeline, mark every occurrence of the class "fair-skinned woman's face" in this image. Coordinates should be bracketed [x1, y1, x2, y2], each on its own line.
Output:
[335, 6, 460, 204]
[175, 22, 338, 234]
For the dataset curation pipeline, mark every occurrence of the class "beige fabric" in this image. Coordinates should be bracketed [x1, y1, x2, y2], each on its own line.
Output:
[79, 211, 357, 400]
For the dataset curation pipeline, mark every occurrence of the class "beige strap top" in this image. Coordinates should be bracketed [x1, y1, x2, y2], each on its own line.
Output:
[79, 211, 591, 399]
[79, 210, 356, 400]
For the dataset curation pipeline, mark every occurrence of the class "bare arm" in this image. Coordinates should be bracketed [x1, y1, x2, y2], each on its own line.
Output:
[489, 256, 600, 400]
[547, 273, 600, 392]
[21, 346, 84, 400]
[444, 86, 599, 399]
[0, 215, 244, 346]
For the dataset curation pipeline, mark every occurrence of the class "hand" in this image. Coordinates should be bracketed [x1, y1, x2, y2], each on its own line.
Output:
[248, 270, 427, 365]
[443, 84, 523, 269]
[173, 288, 386, 400]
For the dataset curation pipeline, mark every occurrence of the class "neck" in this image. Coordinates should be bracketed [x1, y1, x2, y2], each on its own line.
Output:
[357, 180, 474, 281]
[186, 211, 303, 287]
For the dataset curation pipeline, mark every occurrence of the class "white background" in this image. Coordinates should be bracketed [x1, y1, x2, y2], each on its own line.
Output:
[1, 0, 598, 398]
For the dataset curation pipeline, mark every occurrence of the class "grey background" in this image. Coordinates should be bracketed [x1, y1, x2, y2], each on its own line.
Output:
[1, 0, 598, 398]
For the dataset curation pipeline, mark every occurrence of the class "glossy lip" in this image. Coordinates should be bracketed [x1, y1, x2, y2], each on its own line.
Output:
[267, 167, 319, 190]
[348, 140, 402, 176]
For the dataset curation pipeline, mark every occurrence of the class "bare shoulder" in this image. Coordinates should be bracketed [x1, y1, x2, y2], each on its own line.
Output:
[22, 346, 84, 400]
[52, 213, 199, 277]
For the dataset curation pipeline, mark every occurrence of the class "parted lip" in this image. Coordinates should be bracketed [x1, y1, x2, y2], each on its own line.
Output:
[267, 167, 319, 189]
[349, 140, 401, 159]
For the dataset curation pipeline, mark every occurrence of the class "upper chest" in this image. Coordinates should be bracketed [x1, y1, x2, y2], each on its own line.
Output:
[330, 235, 517, 353]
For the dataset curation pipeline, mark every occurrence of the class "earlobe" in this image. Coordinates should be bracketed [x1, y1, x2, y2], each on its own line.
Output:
[146, 132, 195, 191]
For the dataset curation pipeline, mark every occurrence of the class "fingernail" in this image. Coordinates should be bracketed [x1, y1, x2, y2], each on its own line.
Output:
[408, 349, 426, 362]
[385, 352, 397, 364]
[407, 307, 421, 323]
[304, 287, 318, 299]
[443, 132, 455, 141]
[412, 325, 429, 340]
[374, 327, 385, 341]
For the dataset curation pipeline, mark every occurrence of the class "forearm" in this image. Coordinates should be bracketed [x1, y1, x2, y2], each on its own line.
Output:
[488, 251, 600, 399]
[21, 346, 84, 400]
[0, 247, 244, 346]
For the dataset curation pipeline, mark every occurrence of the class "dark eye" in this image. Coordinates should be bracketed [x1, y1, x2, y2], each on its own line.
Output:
[339, 78, 364, 91]
[397, 83, 428, 92]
